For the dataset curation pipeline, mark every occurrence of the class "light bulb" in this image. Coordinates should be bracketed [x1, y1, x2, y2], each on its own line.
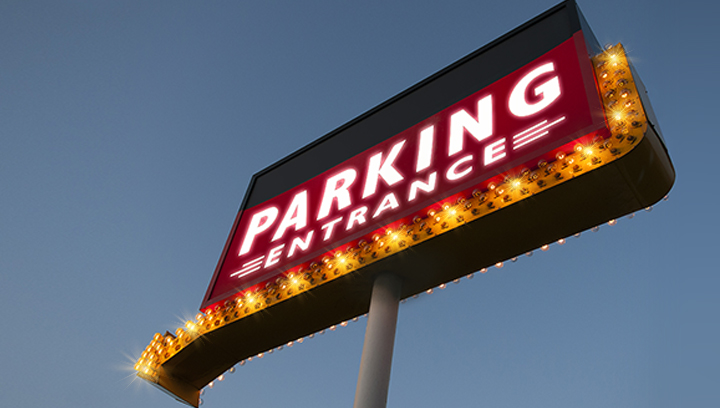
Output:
[557, 238, 566, 245]
[608, 219, 617, 226]
[525, 251, 533, 257]
[495, 262, 504, 269]
[541, 244, 549, 251]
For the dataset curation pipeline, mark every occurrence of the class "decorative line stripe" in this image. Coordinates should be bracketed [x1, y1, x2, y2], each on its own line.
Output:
[230, 256, 265, 278]
[512, 116, 566, 149]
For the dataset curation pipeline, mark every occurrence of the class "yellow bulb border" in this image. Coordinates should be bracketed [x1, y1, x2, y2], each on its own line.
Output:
[136, 43, 646, 383]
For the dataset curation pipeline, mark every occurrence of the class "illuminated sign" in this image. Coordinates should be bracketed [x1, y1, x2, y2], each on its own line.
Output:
[135, 2, 675, 406]
[203, 35, 605, 309]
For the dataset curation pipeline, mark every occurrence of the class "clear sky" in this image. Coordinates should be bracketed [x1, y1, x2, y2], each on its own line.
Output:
[1, 1, 717, 407]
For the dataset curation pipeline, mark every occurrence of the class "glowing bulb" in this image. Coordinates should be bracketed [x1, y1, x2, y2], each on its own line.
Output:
[645, 206, 653, 212]
[495, 262, 504, 269]
[453, 279, 460, 284]
[525, 251, 533, 257]
[480, 268, 488, 273]
[467, 273, 474, 279]
[439, 283, 447, 289]
[208, 382, 214, 389]
[511, 257, 518, 262]
[608, 219, 617, 226]
[287, 341, 294, 347]
[557, 238, 565, 245]
[541, 244, 549, 251]
[257, 353, 264, 358]
[297, 337, 305, 343]
[229, 367, 236, 373]
[195, 313, 204, 322]
[217, 374, 224, 382]
[591, 226, 599, 232]
[426, 289, 434, 294]
[574, 232, 581, 238]
[330, 325, 336, 331]
[341, 321, 348, 327]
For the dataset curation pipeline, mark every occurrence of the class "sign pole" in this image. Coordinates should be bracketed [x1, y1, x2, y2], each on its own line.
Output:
[353, 273, 402, 408]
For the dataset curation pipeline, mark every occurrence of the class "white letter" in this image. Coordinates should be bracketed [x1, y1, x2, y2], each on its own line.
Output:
[239, 207, 279, 256]
[346, 206, 368, 230]
[362, 140, 406, 199]
[508, 62, 561, 117]
[408, 171, 437, 201]
[416, 126, 434, 172]
[372, 192, 400, 218]
[484, 138, 506, 165]
[272, 190, 308, 242]
[288, 230, 314, 258]
[317, 169, 356, 220]
[264, 244, 286, 268]
[446, 155, 474, 181]
[448, 95, 492, 156]
[320, 217, 343, 241]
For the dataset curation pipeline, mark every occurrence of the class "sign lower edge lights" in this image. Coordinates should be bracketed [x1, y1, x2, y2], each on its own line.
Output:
[134, 3, 675, 406]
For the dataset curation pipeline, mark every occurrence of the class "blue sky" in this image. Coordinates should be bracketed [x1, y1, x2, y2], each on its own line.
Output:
[1, 1, 717, 407]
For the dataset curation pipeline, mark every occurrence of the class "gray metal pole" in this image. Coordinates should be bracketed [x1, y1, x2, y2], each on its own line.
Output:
[353, 273, 402, 408]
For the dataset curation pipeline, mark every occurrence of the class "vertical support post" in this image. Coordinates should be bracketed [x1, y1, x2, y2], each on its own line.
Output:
[353, 273, 402, 408]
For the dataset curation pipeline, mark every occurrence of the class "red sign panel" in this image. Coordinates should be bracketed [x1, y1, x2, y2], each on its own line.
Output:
[204, 33, 606, 309]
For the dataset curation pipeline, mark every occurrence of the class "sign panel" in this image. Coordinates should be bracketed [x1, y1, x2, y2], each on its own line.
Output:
[135, 2, 675, 406]
[204, 33, 606, 310]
